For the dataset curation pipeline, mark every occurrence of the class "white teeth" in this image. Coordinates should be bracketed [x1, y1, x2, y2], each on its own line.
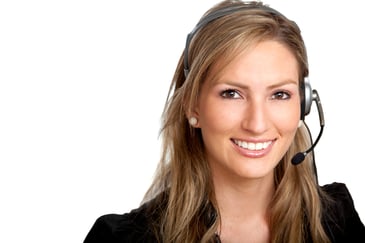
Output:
[234, 140, 272, 151]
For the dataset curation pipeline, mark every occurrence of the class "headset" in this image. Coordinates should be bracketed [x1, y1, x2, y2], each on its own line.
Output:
[183, 2, 325, 166]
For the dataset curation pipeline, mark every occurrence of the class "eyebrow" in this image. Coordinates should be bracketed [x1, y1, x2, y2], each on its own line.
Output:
[268, 79, 299, 89]
[215, 79, 299, 89]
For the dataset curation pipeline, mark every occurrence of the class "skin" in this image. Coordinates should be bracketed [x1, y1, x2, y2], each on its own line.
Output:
[193, 40, 301, 242]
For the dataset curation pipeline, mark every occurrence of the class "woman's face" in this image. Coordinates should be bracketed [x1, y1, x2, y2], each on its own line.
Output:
[195, 40, 301, 182]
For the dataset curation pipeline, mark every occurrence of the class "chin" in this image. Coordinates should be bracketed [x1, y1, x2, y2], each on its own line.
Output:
[233, 163, 275, 180]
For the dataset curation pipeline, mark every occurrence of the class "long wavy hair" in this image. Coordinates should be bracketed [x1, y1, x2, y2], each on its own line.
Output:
[143, 1, 331, 242]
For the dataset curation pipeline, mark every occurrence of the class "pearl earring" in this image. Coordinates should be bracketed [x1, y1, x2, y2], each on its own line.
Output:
[189, 117, 198, 126]
[298, 120, 303, 128]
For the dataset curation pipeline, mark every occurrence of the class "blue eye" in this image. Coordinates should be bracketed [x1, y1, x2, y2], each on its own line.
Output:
[272, 91, 290, 100]
[220, 89, 241, 99]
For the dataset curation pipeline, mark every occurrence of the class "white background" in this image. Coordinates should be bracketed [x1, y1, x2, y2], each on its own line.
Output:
[1, 1, 364, 242]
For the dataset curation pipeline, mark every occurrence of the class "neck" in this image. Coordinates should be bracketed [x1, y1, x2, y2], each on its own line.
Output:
[212, 166, 275, 211]
[212, 173, 274, 242]
[215, 176, 274, 218]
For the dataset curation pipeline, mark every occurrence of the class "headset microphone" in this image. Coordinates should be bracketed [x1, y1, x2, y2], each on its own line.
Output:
[291, 90, 325, 165]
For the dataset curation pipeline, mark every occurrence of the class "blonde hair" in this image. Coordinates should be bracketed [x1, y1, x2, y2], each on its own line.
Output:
[143, 1, 331, 242]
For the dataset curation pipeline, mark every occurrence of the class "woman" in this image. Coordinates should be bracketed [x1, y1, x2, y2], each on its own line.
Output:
[84, 1, 365, 242]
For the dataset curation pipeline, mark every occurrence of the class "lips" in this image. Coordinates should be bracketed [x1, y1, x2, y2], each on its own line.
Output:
[231, 138, 275, 158]
[233, 139, 273, 151]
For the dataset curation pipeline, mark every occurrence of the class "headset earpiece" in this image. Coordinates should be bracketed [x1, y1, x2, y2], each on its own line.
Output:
[301, 77, 313, 120]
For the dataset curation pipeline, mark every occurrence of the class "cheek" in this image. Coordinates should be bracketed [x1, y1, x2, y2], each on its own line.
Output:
[198, 98, 242, 133]
[271, 103, 301, 133]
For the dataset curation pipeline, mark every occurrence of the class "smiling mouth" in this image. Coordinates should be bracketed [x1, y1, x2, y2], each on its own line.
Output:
[232, 139, 273, 151]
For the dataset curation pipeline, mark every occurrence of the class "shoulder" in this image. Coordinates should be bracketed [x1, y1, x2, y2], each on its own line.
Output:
[320, 182, 365, 242]
[83, 203, 159, 243]
[321, 182, 354, 198]
[321, 182, 360, 215]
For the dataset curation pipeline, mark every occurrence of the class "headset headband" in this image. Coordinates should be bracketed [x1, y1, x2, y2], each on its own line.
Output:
[183, 4, 285, 77]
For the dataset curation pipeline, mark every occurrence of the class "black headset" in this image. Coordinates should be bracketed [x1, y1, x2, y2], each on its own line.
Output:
[183, 2, 325, 166]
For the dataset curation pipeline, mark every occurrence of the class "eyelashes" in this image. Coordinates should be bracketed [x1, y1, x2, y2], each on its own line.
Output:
[219, 89, 292, 100]
[271, 91, 291, 100]
[220, 89, 241, 99]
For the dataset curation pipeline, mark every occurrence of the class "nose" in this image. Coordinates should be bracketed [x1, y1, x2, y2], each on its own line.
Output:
[241, 99, 268, 134]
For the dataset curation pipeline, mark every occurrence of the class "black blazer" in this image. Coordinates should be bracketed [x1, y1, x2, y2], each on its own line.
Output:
[84, 182, 365, 243]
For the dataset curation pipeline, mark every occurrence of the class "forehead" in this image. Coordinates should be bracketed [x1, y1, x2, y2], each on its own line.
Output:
[206, 40, 299, 85]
